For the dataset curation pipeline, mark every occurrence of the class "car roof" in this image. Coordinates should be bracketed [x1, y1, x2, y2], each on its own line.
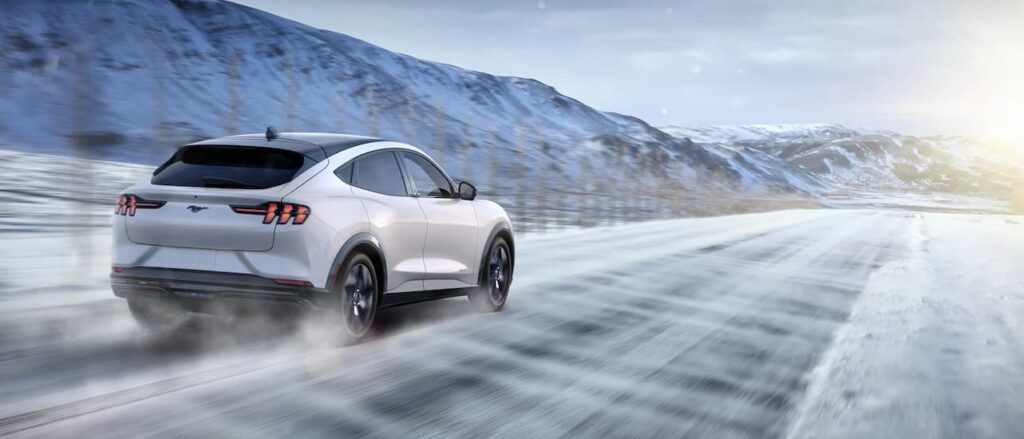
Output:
[184, 132, 383, 161]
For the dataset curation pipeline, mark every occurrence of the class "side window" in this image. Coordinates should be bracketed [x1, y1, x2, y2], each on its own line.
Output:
[334, 163, 353, 184]
[400, 152, 454, 198]
[352, 151, 407, 196]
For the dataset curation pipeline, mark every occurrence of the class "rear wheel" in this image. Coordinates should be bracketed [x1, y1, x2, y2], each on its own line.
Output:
[336, 252, 380, 343]
[470, 237, 512, 312]
[128, 298, 189, 333]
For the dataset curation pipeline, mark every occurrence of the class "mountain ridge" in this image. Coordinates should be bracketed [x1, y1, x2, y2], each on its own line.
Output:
[0, 0, 749, 194]
[2, 0, 1020, 207]
[663, 124, 1024, 198]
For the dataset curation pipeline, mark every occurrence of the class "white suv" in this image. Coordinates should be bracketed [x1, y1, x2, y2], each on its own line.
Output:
[111, 130, 514, 342]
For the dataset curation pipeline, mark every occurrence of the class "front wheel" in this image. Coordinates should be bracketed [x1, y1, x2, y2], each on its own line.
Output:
[469, 237, 512, 312]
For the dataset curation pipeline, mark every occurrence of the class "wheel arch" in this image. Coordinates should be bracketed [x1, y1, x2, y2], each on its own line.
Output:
[327, 232, 388, 293]
[477, 223, 515, 286]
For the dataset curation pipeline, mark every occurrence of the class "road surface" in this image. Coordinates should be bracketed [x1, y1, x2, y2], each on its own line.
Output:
[1, 209, 1023, 438]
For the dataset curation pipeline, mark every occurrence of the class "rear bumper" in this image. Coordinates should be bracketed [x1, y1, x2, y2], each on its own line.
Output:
[111, 267, 333, 313]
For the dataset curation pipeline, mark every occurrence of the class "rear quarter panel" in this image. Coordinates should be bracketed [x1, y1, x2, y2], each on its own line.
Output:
[281, 163, 369, 289]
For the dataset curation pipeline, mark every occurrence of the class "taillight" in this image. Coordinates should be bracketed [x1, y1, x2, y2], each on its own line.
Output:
[231, 202, 311, 225]
[272, 278, 314, 287]
[115, 194, 165, 216]
[293, 205, 310, 224]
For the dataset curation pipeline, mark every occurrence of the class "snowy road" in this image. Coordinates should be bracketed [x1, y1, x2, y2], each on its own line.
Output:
[2, 209, 1024, 438]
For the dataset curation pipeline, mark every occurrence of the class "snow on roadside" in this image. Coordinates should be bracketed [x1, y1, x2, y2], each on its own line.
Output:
[0, 149, 152, 232]
[786, 213, 1024, 438]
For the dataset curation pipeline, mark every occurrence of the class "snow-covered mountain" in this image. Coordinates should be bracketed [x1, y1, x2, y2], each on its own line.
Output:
[3, 0, 1018, 212]
[664, 124, 1024, 198]
[0, 0, 740, 192]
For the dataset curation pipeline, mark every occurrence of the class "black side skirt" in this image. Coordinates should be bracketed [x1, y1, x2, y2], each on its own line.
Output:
[380, 287, 477, 309]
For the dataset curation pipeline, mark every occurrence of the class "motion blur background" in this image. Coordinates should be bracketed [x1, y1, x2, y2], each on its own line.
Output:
[2, 0, 1024, 437]
[1, 0, 1023, 236]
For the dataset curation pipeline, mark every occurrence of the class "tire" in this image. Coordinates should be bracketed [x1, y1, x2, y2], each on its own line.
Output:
[128, 298, 189, 333]
[469, 236, 512, 312]
[335, 252, 380, 344]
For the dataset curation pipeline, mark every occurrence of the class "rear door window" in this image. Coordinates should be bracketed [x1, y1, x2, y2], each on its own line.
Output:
[352, 151, 408, 196]
[152, 146, 311, 189]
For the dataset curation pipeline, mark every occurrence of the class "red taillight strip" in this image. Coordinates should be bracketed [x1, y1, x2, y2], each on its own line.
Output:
[232, 207, 267, 214]
[231, 202, 273, 223]
[134, 200, 165, 208]
[264, 202, 279, 224]
[115, 194, 165, 216]
[231, 202, 310, 225]
[293, 205, 310, 225]
[278, 203, 294, 224]
[273, 278, 314, 287]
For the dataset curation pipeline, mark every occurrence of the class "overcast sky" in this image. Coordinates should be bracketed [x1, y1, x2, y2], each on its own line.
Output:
[235, 0, 1023, 139]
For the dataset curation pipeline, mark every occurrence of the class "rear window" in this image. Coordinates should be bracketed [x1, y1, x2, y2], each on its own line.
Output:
[152, 146, 313, 189]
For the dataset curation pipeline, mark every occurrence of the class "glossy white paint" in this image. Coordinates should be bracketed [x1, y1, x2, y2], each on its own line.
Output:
[417, 196, 479, 285]
[111, 139, 513, 294]
[350, 184, 427, 293]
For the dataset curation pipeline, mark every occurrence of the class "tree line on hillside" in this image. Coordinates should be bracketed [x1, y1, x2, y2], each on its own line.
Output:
[57, 53, 818, 234]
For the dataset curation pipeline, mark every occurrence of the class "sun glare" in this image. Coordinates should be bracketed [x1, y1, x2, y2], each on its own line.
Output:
[948, 14, 1024, 143]
[895, 5, 1024, 145]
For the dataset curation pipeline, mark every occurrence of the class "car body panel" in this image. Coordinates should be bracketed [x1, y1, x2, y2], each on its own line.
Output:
[111, 134, 513, 308]
[351, 184, 427, 293]
[418, 197, 480, 290]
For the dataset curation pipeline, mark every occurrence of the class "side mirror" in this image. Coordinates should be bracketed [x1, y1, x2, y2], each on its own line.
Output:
[458, 181, 477, 201]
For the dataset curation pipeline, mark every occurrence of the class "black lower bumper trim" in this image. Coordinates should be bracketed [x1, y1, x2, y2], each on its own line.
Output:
[111, 267, 331, 312]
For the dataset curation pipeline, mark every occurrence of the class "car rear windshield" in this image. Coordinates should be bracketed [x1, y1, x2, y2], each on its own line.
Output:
[151, 146, 312, 189]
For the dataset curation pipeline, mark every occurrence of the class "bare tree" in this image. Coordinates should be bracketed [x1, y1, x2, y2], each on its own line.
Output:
[640, 153, 654, 221]
[283, 57, 296, 131]
[225, 51, 240, 135]
[654, 166, 670, 220]
[612, 154, 626, 225]
[578, 154, 593, 227]
[594, 156, 607, 226]
[667, 166, 688, 218]
[487, 130, 501, 198]
[400, 100, 415, 144]
[365, 86, 380, 137]
[65, 16, 104, 276]
[433, 102, 445, 166]
[512, 124, 528, 231]
[151, 47, 172, 162]
[460, 97, 474, 183]
[536, 131, 550, 233]
[630, 164, 640, 222]
[331, 86, 345, 133]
